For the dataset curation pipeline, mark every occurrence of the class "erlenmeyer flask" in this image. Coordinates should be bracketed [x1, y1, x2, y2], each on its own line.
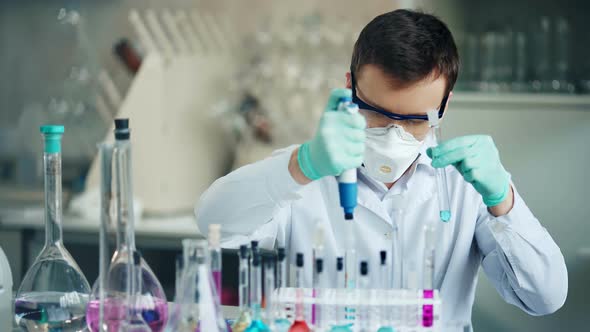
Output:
[87, 119, 168, 332]
[14, 125, 91, 331]
[164, 239, 228, 332]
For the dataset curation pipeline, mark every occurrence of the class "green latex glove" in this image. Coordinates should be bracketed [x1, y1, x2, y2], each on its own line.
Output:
[427, 135, 510, 207]
[298, 88, 366, 180]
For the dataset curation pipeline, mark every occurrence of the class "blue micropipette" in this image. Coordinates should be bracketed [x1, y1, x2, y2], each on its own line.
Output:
[337, 96, 360, 220]
[427, 109, 451, 222]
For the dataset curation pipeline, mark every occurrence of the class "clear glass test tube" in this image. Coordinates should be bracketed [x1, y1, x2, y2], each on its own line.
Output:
[208, 224, 223, 303]
[379, 250, 388, 289]
[427, 110, 451, 222]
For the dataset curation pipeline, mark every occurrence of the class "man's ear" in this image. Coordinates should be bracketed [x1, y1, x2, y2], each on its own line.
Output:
[440, 91, 453, 122]
[345, 72, 352, 89]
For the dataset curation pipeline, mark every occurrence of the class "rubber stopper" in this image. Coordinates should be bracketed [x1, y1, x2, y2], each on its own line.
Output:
[114, 118, 130, 140]
[252, 252, 260, 267]
[380, 250, 387, 265]
[316, 258, 324, 273]
[277, 247, 286, 262]
[337, 257, 344, 271]
[40, 125, 65, 153]
[239, 245, 248, 259]
[360, 261, 368, 276]
[296, 253, 304, 267]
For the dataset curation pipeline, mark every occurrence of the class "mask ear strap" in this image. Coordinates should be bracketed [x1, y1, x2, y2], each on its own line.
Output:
[438, 94, 450, 118]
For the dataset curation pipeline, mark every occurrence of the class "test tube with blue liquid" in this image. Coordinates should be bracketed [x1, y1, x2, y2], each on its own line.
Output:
[427, 109, 451, 222]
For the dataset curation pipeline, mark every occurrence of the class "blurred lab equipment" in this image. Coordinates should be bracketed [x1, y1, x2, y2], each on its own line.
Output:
[117, 251, 152, 332]
[458, 15, 580, 94]
[0, 245, 13, 332]
[14, 125, 92, 332]
[86, 119, 168, 332]
[114, 38, 143, 75]
[164, 239, 228, 332]
[84, 8, 236, 215]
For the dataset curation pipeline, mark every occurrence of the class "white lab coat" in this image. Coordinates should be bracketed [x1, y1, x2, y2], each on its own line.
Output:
[195, 139, 567, 327]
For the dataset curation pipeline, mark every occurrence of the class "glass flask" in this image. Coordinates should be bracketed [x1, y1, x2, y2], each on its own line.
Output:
[87, 119, 168, 332]
[164, 239, 228, 332]
[14, 125, 91, 332]
[117, 251, 151, 332]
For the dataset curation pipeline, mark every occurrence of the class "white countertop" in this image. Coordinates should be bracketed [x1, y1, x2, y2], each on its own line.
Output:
[0, 207, 201, 238]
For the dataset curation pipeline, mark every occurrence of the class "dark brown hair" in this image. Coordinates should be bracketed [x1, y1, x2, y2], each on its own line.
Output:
[351, 9, 460, 94]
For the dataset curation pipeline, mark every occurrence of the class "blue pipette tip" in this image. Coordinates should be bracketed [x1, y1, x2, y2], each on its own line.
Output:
[440, 210, 451, 222]
[345, 212, 354, 220]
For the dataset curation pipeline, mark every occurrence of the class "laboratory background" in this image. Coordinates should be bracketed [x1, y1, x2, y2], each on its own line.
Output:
[0, 0, 589, 331]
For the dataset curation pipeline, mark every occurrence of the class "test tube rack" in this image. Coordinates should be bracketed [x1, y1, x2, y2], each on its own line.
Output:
[272, 288, 443, 332]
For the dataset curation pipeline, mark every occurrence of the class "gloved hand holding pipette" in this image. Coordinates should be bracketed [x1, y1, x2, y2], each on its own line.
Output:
[427, 135, 512, 208]
[297, 88, 366, 181]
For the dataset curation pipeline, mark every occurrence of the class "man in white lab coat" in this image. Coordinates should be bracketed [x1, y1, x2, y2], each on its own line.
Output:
[196, 9, 567, 326]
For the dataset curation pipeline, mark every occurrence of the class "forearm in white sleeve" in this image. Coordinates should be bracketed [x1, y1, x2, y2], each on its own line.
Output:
[476, 186, 568, 316]
[195, 145, 303, 238]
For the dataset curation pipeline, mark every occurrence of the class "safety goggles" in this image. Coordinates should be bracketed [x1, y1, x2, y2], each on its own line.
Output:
[350, 70, 449, 121]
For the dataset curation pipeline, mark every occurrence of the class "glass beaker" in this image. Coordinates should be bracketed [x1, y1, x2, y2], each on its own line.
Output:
[164, 239, 228, 332]
[86, 119, 168, 332]
[14, 125, 91, 332]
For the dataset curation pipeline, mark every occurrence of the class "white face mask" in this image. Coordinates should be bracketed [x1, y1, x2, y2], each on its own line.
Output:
[362, 125, 424, 183]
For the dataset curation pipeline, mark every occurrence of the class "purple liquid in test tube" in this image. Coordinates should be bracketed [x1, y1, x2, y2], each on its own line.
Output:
[212, 270, 222, 300]
[422, 289, 434, 327]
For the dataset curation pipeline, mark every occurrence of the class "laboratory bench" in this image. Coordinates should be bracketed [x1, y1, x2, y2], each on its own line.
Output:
[0, 205, 203, 301]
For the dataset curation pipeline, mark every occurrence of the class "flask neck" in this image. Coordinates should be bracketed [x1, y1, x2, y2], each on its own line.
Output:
[43, 152, 63, 246]
[114, 140, 136, 251]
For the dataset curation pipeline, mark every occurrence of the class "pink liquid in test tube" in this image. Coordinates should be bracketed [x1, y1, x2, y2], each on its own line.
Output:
[422, 289, 434, 327]
[212, 270, 222, 301]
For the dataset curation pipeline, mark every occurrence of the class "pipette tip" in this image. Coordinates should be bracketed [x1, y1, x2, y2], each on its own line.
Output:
[440, 210, 451, 222]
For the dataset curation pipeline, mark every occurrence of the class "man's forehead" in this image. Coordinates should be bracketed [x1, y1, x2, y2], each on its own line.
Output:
[355, 65, 447, 114]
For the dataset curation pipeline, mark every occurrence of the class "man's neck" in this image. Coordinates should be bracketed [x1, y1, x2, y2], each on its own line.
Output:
[384, 181, 396, 189]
